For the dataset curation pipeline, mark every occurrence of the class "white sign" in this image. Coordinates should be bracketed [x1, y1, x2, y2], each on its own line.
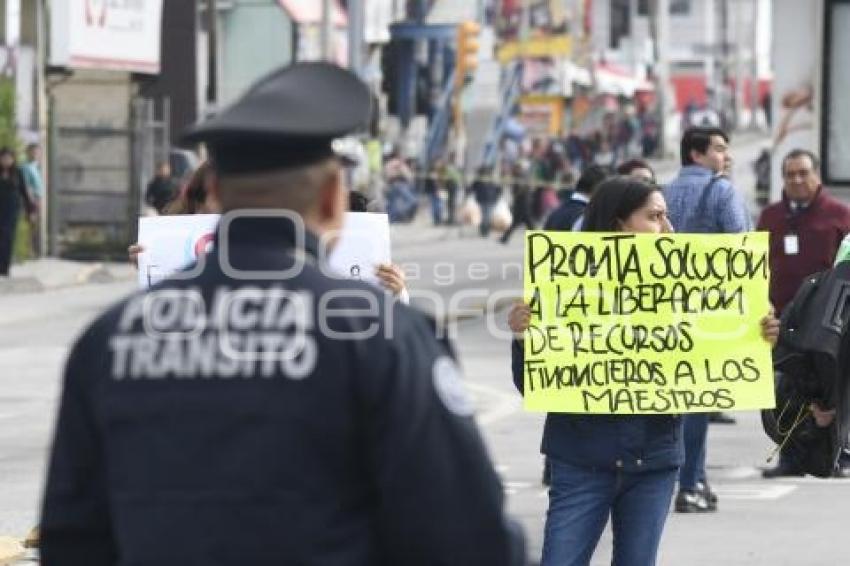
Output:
[137, 213, 391, 288]
[137, 214, 220, 288]
[50, 0, 164, 74]
[328, 213, 391, 286]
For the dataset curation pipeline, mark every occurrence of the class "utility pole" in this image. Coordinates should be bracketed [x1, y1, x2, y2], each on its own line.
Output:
[35, 0, 48, 256]
[321, 0, 332, 61]
[734, 0, 745, 130]
[206, 0, 218, 110]
[347, 0, 364, 77]
[719, 0, 731, 130]
[649, 0, 672, 157]
[750, 0, 761, 130]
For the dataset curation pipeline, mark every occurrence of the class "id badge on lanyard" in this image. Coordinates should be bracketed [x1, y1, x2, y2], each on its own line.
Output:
[784, 234, 799, 255]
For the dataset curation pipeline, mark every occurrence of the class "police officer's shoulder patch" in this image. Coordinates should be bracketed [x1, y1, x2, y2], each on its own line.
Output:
[432, 356, 475, 417]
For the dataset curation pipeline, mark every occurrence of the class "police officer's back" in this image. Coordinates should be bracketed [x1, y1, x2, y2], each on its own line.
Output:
[40, 63, 524, 565]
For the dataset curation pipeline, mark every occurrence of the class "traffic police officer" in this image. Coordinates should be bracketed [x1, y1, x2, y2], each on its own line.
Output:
[40, 62, 525, 565]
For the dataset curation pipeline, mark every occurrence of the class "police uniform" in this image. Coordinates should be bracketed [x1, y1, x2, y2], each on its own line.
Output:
[40, 63, 525, 565]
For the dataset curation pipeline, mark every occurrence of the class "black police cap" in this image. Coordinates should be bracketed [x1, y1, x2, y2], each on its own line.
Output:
[182, 62, 371, 174]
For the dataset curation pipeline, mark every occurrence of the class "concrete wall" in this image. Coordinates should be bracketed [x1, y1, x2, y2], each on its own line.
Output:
[51, 70, 136, 239]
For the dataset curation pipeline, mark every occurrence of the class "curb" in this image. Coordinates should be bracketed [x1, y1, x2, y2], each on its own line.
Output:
[0, 276, 44, 294]
[0, 265, 134, 296]
[75, 263, 118, 285]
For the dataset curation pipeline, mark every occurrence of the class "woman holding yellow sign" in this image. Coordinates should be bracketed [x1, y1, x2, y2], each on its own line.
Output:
[508, 176, 780, 566]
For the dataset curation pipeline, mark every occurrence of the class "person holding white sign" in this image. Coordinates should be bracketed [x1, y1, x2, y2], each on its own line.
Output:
[508, 177, 779, 566]
[130, 165, 407, 299]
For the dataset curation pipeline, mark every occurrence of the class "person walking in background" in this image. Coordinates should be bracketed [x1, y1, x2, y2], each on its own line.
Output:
[20, 143, 45, 256]
[0, 147, 35, 276]
[664, 126, 752, 513]
[442, 158, 463, 225]
[500, 161, 535, 244]
[758, 149, 850, 478]
[471, 165, 502, 237]
[144, 161, 179, 214]
[423, 160, 444, 225]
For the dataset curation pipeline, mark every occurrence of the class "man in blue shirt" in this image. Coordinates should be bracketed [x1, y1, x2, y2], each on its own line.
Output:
[664, 127, 751, 233]
[664, 127, 752, 513]
[20, 143, 44, 255]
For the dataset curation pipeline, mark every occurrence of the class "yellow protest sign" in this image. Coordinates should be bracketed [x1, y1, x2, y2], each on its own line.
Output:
[522, 231, 775, 414]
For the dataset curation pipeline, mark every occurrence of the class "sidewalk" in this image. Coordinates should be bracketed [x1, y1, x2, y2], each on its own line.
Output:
[0, 258, 136, 295]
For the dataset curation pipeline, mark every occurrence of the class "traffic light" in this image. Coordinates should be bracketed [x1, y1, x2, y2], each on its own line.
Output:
[455, 21, 480, 86]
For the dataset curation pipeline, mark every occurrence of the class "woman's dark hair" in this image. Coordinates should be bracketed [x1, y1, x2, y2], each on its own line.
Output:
[0, 147, 18, 177]
[164, 161, 212, 215]
[582, 176, 661, 232]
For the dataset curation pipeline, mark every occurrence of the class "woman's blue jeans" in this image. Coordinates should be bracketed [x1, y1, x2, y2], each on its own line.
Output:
[678, 413, 709, 490]
[541, 459, 677, 566]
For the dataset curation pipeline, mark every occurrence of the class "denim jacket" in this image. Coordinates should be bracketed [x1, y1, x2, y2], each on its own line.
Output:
[511, 341, 683, 473]
[663, 165, 752, 233]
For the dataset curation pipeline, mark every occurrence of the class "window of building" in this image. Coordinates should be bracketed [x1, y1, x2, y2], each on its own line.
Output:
[638, 0, 691, 16]
[610, 0, 630, 48]
[823, 0, 850, 184]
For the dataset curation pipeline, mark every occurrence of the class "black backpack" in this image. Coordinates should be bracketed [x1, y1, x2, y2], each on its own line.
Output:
[763, 262, 850, 477]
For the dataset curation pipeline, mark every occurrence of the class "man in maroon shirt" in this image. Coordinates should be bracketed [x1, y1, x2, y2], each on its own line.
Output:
[758, 148, 850, 478]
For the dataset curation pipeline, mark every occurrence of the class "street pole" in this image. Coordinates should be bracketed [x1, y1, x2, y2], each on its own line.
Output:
[321, 0, 332, 61]
[734, 0, 745, 130]
[35, 0, 48, 256]
[46, 89, 58, 256]
[720, 0, 731, 130]
[750, 0, 761, 130]
[649, 0, 672, 157]
[206, 0, 217, 110]
[347, 0, 364, 77]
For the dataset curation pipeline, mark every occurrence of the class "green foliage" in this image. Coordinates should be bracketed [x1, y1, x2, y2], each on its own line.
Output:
[0, 77, 19, 151]
[13, 217, 32, 262]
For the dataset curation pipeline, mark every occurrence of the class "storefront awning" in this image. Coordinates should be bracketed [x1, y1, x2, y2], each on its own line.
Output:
[594, 62, 654, 97]
[277, 0, 347, 26]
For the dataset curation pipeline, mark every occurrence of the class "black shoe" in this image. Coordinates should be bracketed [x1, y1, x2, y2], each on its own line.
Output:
[762, 463, 805, 479]
[695, 481, 718, 511]
[674, 490, 715, 513]
[708, 412, 737, 425]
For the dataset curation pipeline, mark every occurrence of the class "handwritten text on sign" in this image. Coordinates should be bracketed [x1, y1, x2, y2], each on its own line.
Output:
[522, 232, 774, 414]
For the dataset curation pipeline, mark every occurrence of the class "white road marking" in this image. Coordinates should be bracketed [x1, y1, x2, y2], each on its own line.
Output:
[715, 466, 761, 480]
[710, 484, 797, 500]
[468, 383, 522, 425]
